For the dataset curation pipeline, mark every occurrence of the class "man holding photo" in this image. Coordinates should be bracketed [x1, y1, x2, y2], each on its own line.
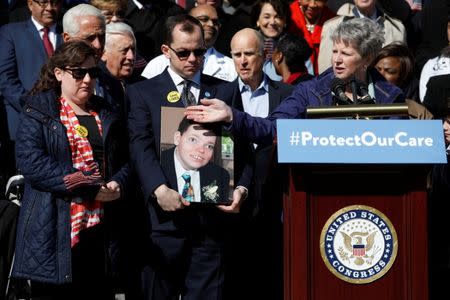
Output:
[126, 14, 250, 300]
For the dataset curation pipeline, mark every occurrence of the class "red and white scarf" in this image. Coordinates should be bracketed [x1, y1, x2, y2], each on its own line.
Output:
[59, 97, 104, 248]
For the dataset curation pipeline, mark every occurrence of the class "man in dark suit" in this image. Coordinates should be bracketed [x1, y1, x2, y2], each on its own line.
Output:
[161, 117, 230, 204]
[126, 14, 249, 299]
[225, 27, 294, 300]
[0, 0, 62, 184]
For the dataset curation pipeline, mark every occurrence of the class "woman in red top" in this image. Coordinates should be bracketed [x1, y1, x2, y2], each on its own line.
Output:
[288, 0, 335, 75]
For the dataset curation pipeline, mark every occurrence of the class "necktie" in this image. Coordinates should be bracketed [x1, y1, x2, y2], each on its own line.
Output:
[181, 173, 194, 202]
[181, 80, 196, 107]
[42, 27, 54, 57]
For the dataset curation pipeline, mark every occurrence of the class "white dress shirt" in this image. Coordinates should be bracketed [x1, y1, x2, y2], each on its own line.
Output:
[167, 67, 201, 103]
[31, 17, 57, 50]
[238, 75, 270, 118]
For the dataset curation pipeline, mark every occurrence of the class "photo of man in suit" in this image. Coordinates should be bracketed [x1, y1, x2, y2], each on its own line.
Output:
[161, 117, 230, 204]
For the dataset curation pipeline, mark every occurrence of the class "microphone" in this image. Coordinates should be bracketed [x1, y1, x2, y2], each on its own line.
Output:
[356, 81, 375, 104]
[331, 78, 352, 105]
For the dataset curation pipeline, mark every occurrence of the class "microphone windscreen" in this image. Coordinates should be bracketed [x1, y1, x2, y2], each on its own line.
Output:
[331, 78, 346, 94]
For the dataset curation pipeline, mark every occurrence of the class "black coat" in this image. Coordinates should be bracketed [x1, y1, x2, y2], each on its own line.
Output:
[12, 90, 129, 284]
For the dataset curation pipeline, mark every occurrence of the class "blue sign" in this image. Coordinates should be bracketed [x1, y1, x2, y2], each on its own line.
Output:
[277, 120, 447, 164]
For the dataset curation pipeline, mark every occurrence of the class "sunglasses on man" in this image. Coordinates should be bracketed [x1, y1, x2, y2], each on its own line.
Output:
[167, 45, 207, 60]
[62, 67, 100, 80]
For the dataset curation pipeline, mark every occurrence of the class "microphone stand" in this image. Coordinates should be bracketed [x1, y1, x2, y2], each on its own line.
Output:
[350, 76, 358, 105]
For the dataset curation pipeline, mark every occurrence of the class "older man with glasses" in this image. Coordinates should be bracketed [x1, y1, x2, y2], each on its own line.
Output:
[0, 0, 63, 191]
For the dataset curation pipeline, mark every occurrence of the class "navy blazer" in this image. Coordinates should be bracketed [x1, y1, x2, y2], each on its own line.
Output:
[127, 69, 234, 202]
[0, 19, 62, 140]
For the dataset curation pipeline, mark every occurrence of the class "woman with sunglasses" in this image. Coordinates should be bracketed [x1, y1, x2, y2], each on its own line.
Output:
[12, 41, 129, 299]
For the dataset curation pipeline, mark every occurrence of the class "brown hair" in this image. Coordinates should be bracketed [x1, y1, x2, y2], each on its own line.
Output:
[251, 0, 291, 32]
[371, 43, 415, 88]
[29, 41, 97, 95]
[163, 14, 204, 46]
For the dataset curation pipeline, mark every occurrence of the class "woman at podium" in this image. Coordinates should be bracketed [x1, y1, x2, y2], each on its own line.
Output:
[185, 17, 405, 146]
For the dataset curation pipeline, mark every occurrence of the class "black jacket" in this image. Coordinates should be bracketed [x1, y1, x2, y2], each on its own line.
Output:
[12, 90, 129, 284]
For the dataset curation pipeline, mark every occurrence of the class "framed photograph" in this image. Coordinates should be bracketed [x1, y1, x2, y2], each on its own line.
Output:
[160, 107, 234, 205]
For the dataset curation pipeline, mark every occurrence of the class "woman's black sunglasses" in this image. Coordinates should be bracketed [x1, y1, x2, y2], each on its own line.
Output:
[63, 67, 100, 80]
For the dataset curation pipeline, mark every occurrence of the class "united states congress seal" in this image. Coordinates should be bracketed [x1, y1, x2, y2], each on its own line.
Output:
[320, 205, 398, 284]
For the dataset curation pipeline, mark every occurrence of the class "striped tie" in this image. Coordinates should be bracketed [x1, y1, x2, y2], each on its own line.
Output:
[182, 80, 196, 107]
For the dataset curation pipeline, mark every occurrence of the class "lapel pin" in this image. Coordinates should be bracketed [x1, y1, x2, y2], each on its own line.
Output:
[167, 91, 180, 103]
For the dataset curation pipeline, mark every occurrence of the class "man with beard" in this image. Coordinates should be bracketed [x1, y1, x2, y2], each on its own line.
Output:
[142, 4, 236, 82]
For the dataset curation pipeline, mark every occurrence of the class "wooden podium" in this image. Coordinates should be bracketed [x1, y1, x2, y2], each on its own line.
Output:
[283, 164, 430, 300]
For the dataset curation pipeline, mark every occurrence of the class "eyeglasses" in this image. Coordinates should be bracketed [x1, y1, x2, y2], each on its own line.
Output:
[63, 67, 100, 80]
[195, 16, 221, 27]
[32, 0, 60, 7]
[167, 45, 207, 60]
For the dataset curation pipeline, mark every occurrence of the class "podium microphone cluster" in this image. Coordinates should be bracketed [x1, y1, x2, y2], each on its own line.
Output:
[331, 78, 352, 105]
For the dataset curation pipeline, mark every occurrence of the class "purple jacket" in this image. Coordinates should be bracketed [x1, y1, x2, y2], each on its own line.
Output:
[230, 67, 405, 146]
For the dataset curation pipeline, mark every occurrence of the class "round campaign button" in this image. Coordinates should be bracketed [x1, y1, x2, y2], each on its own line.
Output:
[75, 125, 88, 138]
[167, 91, 180, 103]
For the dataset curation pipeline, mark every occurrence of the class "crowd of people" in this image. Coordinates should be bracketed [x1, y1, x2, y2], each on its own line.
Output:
[0, 0, 449, 299]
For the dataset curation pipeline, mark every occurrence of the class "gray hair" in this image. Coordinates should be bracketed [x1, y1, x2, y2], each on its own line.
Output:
[63, 4, 105, 36]
[331, 18, 384, 62]
[105, 22, 137, 51]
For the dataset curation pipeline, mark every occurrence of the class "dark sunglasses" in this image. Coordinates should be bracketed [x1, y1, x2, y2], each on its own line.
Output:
[63, 67, 100, 80]
[167, 45, 207, 60]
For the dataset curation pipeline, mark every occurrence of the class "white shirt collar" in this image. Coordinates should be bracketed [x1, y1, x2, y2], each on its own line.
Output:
[167, 66, 201, 87]
[238, 73, 269, 93]
[30, 16, 56, 32]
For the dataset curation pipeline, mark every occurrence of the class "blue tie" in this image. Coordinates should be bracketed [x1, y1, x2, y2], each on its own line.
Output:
[181, 173, 194, 202]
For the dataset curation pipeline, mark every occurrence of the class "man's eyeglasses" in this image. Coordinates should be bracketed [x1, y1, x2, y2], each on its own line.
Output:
[167, 45, 207, 60]
[63, 67, 100, 80]
[32, 0, 60, 7]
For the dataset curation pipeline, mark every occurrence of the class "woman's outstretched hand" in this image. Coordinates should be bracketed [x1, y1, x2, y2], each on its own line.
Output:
[185, 98, 233, 123]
